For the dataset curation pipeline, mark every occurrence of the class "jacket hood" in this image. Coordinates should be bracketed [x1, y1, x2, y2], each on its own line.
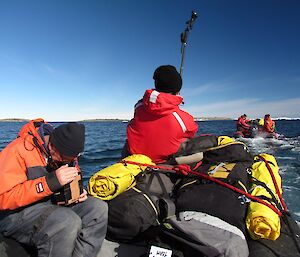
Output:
[18, 118, 50, 154]
[141, 89, 184, 116]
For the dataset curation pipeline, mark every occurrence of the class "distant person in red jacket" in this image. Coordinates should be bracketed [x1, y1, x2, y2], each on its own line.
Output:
[124, 65, 198, 163]
[236, 114, 251, 136]
[263, 114, 276, 133]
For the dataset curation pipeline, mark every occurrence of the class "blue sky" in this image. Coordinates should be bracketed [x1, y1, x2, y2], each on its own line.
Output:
[0, 0, 299, 121]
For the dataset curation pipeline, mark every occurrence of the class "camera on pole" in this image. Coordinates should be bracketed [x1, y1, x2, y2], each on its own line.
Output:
[180, 11, 198, 76]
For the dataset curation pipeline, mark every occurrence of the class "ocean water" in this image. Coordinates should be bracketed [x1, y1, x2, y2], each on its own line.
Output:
[0, 120, 300, 220]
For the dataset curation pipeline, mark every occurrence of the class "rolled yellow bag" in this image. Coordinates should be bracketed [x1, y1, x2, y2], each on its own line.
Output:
[217, 135, 235, 146]
[246, 153, 281, 240]
[259, 118, 264, 126]
[88, 154, 154, 201]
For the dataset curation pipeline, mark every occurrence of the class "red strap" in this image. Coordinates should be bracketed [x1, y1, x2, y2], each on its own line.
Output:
[173, 164, 191, 175]
[120, 160, 174, 171]
[184, 169, 282, 216]
[120, 159, 282, 216]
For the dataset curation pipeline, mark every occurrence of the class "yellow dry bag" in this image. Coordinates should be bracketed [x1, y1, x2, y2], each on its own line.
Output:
[246, 153, 282, 240]
[88, 154, 154, 201]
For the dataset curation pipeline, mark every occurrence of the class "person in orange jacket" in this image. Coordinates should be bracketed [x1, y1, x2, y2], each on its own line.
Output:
[0, 119, 107, 257]
[263, 114, 276, 133]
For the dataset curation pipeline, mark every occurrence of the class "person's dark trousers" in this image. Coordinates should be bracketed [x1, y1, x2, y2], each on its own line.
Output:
[0, 196, 108, 257]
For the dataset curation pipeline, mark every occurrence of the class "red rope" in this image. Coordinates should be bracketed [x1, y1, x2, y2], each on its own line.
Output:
[257, 155, 288, 212]
[121, 160, 283, 216]
[120, 160, 174, 171]
[182, 168, 282, 216]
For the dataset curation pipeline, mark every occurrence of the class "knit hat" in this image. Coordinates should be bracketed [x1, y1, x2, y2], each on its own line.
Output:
[153, 65, 182, 94]
[49, 122, 85, 157]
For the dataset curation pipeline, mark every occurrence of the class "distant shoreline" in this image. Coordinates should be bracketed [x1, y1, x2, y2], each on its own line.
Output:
[1, 117, 299, 123]
[0, 117, 234, 123]
[194, 117, 233, 121]
[0, 118, 30, 122]
[80, 118, 130, 122]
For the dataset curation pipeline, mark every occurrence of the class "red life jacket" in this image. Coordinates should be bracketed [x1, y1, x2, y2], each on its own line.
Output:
[127, 89, 198, 163]
[264, 118, 275, 133]
[236, 117, 250, 131]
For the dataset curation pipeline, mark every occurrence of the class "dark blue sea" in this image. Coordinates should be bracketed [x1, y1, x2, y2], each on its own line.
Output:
[1, 120, 300, 220]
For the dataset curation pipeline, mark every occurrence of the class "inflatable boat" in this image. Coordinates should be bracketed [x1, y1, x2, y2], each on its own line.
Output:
[234, 130, 278, 139]
[234, 118, 279, 139]
[234, 125, 278, 139]
[1, 135, 299, 257]
[93, 135, 299, 257]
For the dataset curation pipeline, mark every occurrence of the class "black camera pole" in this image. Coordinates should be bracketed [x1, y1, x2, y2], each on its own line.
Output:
[180, 11, 198, 76]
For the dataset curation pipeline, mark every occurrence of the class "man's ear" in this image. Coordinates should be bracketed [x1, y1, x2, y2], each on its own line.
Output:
[48, 142, 54, 152]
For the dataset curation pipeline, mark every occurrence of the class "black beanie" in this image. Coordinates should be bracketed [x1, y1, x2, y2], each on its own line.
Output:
[49, 122, 85, 157]
[153, 65, 182, 94]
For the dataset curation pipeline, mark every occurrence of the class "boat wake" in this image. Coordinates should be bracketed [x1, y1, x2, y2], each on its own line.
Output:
[237, 135, 300, 221]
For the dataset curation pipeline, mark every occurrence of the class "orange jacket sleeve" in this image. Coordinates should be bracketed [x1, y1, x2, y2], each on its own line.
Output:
[0, 141, 53, 210]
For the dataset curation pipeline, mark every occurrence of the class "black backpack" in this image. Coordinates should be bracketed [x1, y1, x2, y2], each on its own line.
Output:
[106, 171, 175, 243]
[175, 162, 252, 233]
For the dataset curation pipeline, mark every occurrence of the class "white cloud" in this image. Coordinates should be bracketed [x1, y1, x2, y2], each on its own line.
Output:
[0, 103, 134, 122]
[187, 97, 300, 119]
[43, 64, 56, 74]
[183, 80, 232, 97]
[0, 53, 19, 64]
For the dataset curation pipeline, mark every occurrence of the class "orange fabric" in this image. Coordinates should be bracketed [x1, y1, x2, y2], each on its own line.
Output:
[264, 118, 275, 133]
[0, 119, 53, 210]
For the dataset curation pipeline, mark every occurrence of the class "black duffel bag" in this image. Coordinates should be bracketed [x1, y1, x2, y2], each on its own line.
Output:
[176, 179, 248, 233]
[107, 171, 175, 243]
[203, 143, 253, 164]
[107, 188, 159, 242]
[248, 214, 300, 257]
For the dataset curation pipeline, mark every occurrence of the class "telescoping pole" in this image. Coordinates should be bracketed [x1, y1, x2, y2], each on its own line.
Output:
[180, 11, 198, 76]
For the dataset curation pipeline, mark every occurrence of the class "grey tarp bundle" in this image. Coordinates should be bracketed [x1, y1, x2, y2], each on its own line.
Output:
[163, 211, 249, 257]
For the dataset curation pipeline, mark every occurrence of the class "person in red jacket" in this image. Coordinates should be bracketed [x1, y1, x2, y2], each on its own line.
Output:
[124, 65, 198, 163]
[0, 119, 107, 257]
[236, 114, 251, 137]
